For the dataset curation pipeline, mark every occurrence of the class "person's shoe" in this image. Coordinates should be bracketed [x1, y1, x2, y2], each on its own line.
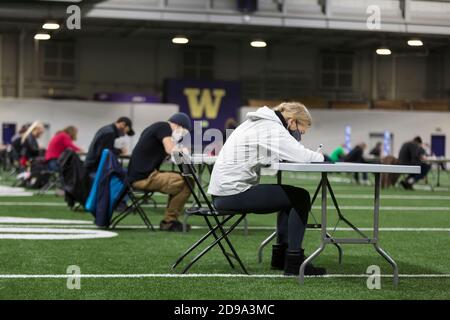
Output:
[400, 180, 413, 190]
[271, 243, 288, 270]
[159, 220, 191, 232]
[283, 249, 327, 276]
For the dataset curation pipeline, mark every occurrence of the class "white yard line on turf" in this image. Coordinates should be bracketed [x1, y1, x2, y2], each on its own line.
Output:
[0, 273, 449, 279]
[1, 202, 450, 211]
[0, 224, 449, 232]
[0, 217, 91, 224]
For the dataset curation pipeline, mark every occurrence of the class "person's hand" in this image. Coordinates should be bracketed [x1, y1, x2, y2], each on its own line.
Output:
[120, 147, 128, 155]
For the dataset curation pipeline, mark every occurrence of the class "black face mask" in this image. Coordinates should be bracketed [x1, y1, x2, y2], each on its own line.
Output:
[290, 130, 302, 142]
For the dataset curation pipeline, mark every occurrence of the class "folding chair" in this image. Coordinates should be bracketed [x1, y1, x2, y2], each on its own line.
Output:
[172, 151, 249, 274]
[109, 186, 156, 231]
[85, 149, 155, 231]
[36, 170, 59, 195]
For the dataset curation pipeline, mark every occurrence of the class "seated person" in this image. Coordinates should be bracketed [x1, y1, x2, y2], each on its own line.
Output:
[45, 126, 82, 172]
[127, 113, 192, 232]
[329, 144, 347, 162]
[208, 102, 326, 276]
[84, 117, 134, 178]
[20, 121, 45, 167]
[344, 143, 368, 184]
[398, 136, 431, 190]
[369, 142, 382, 158]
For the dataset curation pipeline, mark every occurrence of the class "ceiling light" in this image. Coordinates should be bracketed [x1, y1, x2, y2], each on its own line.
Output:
[172, 36, 189, 44]
[250, 40, 267, 48]
[42, 22, 60, 30]
[407, 39, 423, 47]
[376, 47, 391, 55]
[34, 33, 51, 40]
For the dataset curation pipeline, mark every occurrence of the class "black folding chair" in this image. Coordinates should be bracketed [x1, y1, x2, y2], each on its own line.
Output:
[109, 183, 156, 232]
[172, 152, 249, 274]
[36, 170, 59, 196]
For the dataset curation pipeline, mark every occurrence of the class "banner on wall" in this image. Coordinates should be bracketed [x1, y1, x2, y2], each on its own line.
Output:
[163, 79, 241, 132]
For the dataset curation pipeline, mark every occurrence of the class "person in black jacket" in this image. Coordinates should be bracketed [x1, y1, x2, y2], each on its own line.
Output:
[20, 121, 45, 167]
[398, 136, 430, 190]
[345, 143, 368, 184]
[84, 117, 135, 176]
[369, 142, 382, 157]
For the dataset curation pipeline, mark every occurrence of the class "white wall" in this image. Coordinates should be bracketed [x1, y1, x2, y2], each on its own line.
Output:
[0, 98, 178, 151]
[240, 107, 450, 157]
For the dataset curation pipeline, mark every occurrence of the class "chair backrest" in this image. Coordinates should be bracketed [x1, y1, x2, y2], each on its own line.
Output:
[173, 151, 215, 212]
[85, 149, 128, 227]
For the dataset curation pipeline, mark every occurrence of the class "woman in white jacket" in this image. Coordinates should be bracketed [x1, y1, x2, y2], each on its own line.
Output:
[208, 102, 326, 276]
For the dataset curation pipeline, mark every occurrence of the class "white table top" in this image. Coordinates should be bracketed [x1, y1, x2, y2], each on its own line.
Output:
[270, 162, 421, 174]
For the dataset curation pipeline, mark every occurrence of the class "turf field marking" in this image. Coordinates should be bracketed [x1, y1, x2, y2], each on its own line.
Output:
[0, 224, 449, 232]
[1, 202, 450, 212]
[0, 227, 117, 240]
[0, 186, 33, 197]
[0, 273, 449, 279]
[0, 217, 91, 224]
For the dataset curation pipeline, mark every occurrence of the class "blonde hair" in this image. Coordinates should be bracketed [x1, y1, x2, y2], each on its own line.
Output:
[21, 121, 44, 144]
[272, 102, 312, 128]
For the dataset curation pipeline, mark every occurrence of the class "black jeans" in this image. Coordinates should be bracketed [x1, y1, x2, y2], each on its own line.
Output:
[407, 162, 431, 183]
[213, 184, 311, 251]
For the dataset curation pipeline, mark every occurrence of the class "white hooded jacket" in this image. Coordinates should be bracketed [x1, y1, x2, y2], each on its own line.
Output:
[208, 106, 324, 196]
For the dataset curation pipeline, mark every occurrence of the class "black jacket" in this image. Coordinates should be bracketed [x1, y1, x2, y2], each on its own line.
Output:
[345, 146, 365, 163]
[398, 141, 424, 165]
[21, 135, 40, 159]
[84, 124, 122, 174]
[59, 149, 90, 208]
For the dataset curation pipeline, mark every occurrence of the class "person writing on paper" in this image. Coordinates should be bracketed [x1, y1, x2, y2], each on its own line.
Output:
[208, 102, 326, 276]
[84, 117, 135, 177]
[128, 113, 192, 232]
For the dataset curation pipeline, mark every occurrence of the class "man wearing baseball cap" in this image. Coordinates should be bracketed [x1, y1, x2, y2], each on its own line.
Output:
[85, 116, 135, 176]
[127, 112, 192, 232]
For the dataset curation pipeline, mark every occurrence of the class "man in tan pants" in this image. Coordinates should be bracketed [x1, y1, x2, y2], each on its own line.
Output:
[132, 170, 191, 225]
[127, 112, 192, 232]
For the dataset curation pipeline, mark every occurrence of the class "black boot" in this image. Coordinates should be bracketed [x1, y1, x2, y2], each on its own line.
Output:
[271, 243, 288, 270]
[284, 249, 327, 276]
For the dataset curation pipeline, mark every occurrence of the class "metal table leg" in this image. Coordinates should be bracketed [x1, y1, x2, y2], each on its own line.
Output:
[257, 231, 277, 264]
[299, 172, 327, 284]
[437, 162, 441, 187]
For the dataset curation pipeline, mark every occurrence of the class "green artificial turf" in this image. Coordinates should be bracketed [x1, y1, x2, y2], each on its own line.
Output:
[0, 166, 449, 300]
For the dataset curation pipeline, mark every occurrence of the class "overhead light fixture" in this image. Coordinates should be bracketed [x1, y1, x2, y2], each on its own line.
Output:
[42, 21, 60, 30]
[376, 47, 391, 55]
[250, 40, 267, 48]
[407, 39, 423, 47]
[34, 33, 51, 40]
[172, 36, 189, 44]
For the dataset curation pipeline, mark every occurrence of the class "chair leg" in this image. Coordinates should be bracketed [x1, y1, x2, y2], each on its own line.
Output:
[202, 216, 236, 270]
[243, 216, 248, 236]
[110, 206, 133, 229]
[172, 215, 236, 270]
[135, 203, 155, 231]
[180, 215, 248, 275]
[172, 217, 234, 269]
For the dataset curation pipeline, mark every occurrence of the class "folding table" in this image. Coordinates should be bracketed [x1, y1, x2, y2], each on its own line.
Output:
[263, 162, 421, 286]
[424, 158, 450, 187]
